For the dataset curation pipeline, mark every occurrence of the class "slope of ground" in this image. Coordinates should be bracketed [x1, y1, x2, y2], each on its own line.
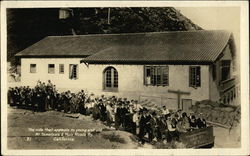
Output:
[7, 106, 241, 149]
[7, 107, 141, 149]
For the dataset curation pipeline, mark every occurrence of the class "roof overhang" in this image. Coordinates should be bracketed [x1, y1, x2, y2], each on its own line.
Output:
[15, 55, 90, 58]
[80, 59, 213, 65]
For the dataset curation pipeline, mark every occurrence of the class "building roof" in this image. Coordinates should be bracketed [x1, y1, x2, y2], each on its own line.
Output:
[16, 30, 233, 64]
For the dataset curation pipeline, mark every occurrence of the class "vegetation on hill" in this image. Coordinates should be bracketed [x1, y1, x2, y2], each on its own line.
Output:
[7, 7, 202, 62]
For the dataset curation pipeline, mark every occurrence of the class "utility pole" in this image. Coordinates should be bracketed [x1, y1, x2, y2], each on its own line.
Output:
[107, 8, 111, 25]
[168, 89, 190, 109]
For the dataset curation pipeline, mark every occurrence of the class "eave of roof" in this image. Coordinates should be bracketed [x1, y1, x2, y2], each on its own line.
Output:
[80, 59, 213, 65]
[15, 30, 233, 65]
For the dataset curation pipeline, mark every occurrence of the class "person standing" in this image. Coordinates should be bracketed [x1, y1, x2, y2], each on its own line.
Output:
[8, 88, 14, 106]
[166, 115, 177, 142]
[37, 89, 44, 112]
[148, 112, 158, 142]
[132, 111, 140, 135]
[156, 115, 167, 141]
[138, 110, 147, 143]
[31, 89, 38, 112]
[106, 102, 114, 127]
[162, 106, 170, 118]
[120, 103, 129, 129]
[115, 104, 122, 130]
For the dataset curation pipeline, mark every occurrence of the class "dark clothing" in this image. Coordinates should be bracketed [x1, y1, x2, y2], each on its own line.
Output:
[189, 120, 197, 128]
[167, 130, 179, 142]
[99, 104, 106, 122]
[120, 107, 129, 128]
[115, 107, 123, 129]
[92, 104, 100, 120]
[149, 117, 157, 141]
[139, 115, 152, 142]
[196, 118, 207, 128]
[157, 119, 167, 141]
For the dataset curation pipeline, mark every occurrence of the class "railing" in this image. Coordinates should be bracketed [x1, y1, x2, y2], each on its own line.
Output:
[220, 77, 238, 105]
[220, 78, 235, 93]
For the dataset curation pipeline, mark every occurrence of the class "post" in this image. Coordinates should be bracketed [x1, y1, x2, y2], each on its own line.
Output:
[168, 89, 190, 109]
[107, 8, 111, 24]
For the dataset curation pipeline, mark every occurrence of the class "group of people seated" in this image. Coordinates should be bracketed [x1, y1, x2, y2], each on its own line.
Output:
[8, 80, 207, 144]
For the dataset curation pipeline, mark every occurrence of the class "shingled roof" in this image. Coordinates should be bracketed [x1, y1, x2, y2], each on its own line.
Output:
[16, 30, 233, 64]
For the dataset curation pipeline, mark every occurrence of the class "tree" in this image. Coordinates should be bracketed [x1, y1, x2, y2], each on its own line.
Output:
[7, 7, 202, 63]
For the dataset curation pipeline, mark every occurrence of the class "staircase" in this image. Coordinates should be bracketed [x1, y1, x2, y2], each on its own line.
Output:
[220, 78, 239, 105]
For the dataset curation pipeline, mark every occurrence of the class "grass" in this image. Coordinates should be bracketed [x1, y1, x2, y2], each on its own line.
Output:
[102, 132, 126, 144]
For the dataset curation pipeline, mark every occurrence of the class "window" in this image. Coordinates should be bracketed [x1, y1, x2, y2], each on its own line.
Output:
[212, 64, 216, 81]
[221, 60, 231, 81]
[30, 64, 36, 73]
[103, 67, 118, 92]
[48, 64, 55, 74]
[59, 64, 64, 74]
[69, 64, 78, 79]
[144, 65, 169, 86]
[189, 66, 201, 87]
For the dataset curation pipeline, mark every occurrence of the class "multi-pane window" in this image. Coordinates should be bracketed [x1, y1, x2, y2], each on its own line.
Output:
[30, 64, 36, 73]
[69, 64, 78, 79]
[113, 69, 118, 87]
[221, 60, 231, 81]
[104, 67, 118, 91]
[59, 64, 64, 74]
[189, 66, 201, 87]
[48, 64, 55, 74]
[144, 65, 169, 86]
[105, 69, 112, 87]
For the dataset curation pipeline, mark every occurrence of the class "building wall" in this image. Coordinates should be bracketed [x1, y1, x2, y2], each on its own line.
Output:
[208, 44, 235, 102]
[21, 58, 210, 103]
[209, 63, 220, 101]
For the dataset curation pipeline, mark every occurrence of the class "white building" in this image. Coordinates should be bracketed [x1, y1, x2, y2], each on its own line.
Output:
[15, 30, 238, 111]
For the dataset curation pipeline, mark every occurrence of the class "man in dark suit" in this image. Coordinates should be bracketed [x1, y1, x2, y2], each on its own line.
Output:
[196, 113, 207, 128]
[156, 115, 167, 141]
[149, 112, 158, 142]
[115, 103, 122, 130]
[139, 109, 151, 143]
[138, 110, 147, 142]
[120, 103, 129, 129]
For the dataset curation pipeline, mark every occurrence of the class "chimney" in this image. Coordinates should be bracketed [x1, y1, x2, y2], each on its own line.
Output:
[59, 8, 77, 35]
[59, 8, 73, 19]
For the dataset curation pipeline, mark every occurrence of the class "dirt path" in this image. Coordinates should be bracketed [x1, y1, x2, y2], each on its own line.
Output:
[213, 126, 240, 148]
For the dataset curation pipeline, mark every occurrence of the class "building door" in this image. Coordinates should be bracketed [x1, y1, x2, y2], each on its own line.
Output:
[182, 99, 192, 113]
[103, 67, 118, 92]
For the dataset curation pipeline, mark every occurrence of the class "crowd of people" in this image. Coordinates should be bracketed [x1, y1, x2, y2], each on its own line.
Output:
[8, 80, 207, 144]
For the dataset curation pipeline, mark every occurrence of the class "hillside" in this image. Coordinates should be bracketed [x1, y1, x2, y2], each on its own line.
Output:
[7, 7, 202, 63]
